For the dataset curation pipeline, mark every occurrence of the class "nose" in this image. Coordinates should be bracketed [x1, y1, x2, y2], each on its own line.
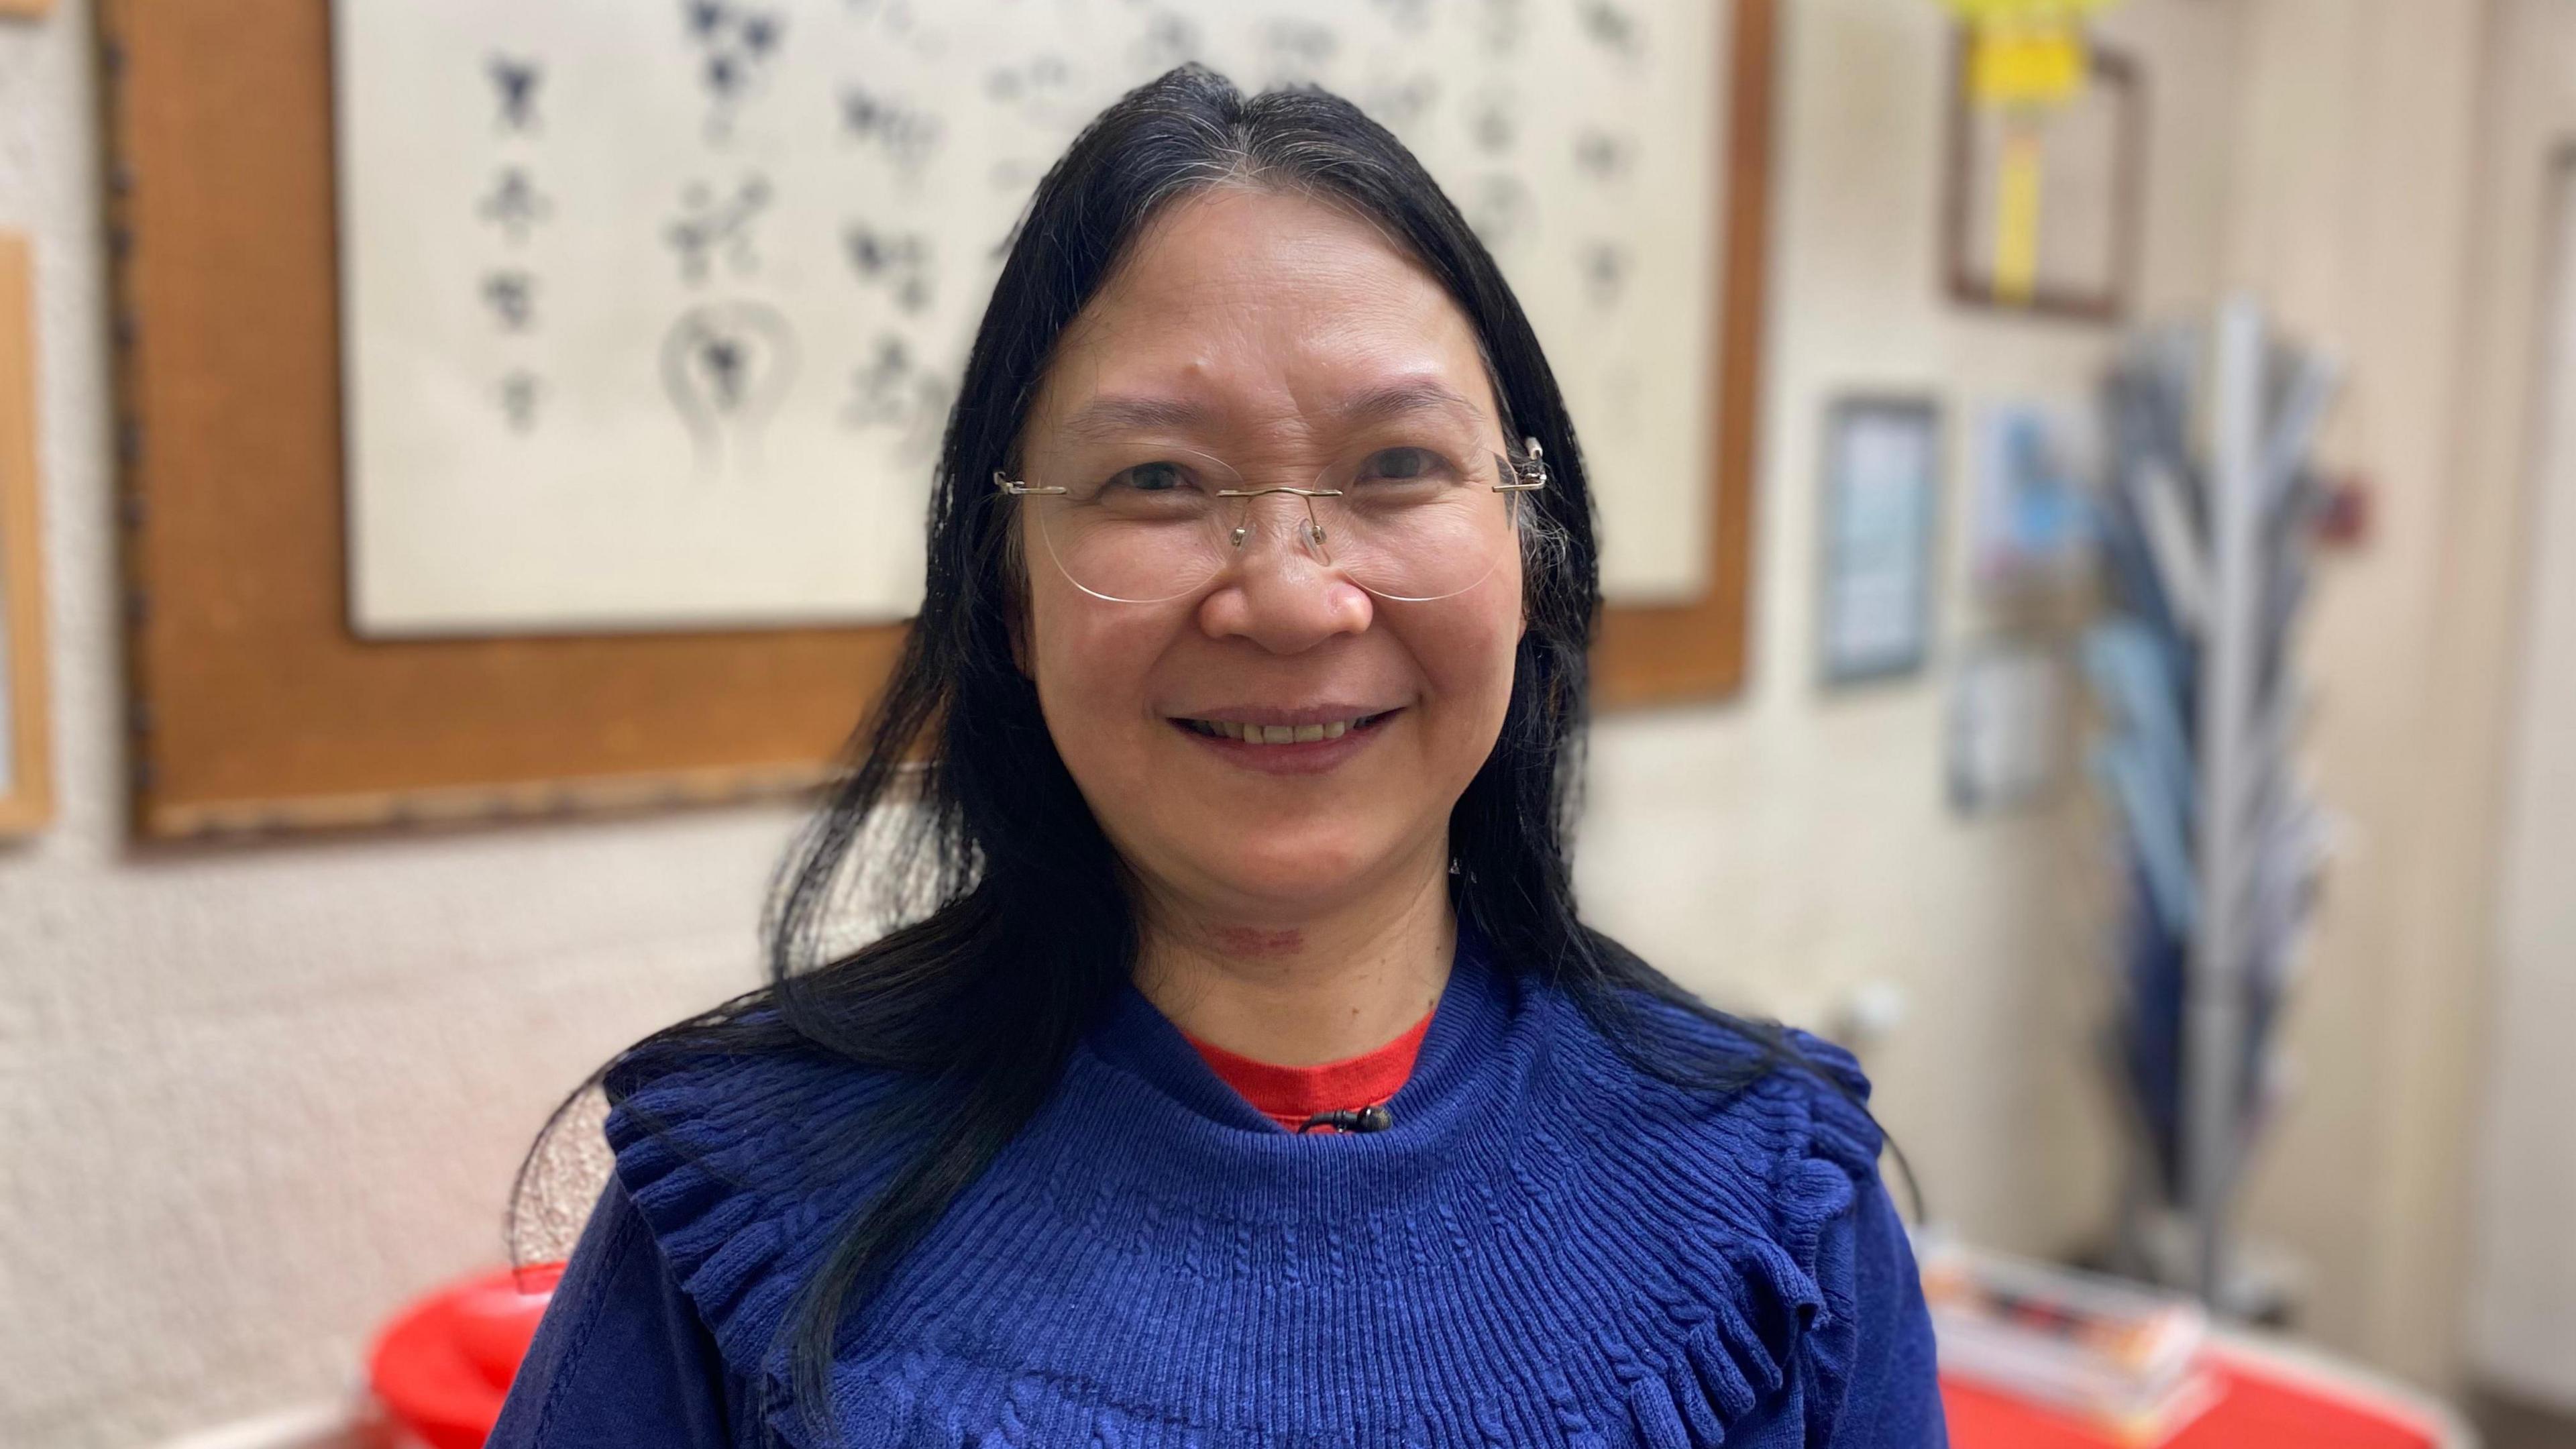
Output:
[1196, 494, 1373, 652]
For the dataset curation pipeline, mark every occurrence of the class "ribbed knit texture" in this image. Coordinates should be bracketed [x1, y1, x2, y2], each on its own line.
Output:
[602, 934, 1891, 1448]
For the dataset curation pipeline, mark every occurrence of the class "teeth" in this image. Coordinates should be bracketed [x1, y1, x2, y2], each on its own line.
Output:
[1186, 714, 1379, 744]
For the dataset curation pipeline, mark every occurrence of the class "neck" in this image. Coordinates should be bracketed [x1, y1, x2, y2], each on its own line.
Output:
[1132, 849, 1454, 1068]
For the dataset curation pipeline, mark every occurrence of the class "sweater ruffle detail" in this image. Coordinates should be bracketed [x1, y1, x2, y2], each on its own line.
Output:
[602, 973, 1890, 1449]
[1529, 1012, 1886, 1449]
[604, 1046, 912, 1386]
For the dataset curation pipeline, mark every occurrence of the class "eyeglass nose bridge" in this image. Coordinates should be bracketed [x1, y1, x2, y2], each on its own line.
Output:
[1213, 483, 1344, 556]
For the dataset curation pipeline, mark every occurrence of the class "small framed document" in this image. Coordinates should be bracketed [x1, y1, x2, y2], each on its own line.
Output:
[1819, 396, 1941, 686]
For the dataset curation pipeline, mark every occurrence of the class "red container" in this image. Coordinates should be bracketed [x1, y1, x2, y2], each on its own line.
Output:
[367, 1263, 564, 1449]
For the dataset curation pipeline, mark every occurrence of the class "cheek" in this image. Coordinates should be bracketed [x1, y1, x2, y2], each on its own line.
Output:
[1026, 573, 1170, 773]
[1363, 584, 1521, 826]
[1417, 566, 1524, 740]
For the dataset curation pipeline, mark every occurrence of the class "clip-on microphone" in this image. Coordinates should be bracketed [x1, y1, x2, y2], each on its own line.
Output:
[1296, 1104, 1394, 1134]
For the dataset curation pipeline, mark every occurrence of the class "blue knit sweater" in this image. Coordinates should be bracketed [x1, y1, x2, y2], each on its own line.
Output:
[492, 938, 1943, 1447]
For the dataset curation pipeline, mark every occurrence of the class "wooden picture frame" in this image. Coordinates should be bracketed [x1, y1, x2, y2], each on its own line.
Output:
[1942, 32, 2145, 324]
[0, 233, 55, 835]
[98, 0, 1772, 840]
[1594, 0, 1772, 709]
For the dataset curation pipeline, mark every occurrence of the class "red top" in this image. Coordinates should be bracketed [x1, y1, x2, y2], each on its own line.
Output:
[1183, 1008, 1434, 1132]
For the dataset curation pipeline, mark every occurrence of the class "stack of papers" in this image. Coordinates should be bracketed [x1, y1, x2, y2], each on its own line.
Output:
[1922, 1242, 2221, 1446]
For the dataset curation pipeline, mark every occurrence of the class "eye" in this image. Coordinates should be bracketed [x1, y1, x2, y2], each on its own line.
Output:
[1100, 460, 1196, 495]
[1356, 447, 1449, 483]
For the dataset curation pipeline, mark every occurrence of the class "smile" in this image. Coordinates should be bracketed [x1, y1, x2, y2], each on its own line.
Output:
[1173, 709, 1399, 745]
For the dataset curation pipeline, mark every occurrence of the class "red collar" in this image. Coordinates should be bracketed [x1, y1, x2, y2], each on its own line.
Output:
[1181, 1010, 1434, 1132]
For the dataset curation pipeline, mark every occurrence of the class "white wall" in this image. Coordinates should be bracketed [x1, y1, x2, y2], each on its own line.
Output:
[1577, 0, 2245, 1253]
[0, 0, 2288, 1442]
[2210, 0, 2548, 1389]
[2463, 5, 2576, 1403]
[2467, 161, 2576, 1407]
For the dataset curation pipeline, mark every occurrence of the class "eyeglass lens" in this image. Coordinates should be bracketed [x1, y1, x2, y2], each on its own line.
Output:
[1023, 444, 1529, 604]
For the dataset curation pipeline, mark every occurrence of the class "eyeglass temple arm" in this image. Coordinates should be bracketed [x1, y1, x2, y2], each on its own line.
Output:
[993, 470, 1065, 496]
[1495, 437, 1548, 492]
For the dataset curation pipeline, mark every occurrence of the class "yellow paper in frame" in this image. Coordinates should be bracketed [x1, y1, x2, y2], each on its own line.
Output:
[1944, 0, 2121, 302]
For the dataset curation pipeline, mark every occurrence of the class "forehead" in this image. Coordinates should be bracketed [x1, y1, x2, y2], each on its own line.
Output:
[1028, 186, 1495, 439]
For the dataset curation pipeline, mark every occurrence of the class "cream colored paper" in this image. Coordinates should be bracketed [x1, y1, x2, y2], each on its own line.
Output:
[335, 0, 1722, 635]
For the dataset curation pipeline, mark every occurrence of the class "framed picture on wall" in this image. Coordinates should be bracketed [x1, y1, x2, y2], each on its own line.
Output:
[1943, 35, 2146, 323]
[1819, 395, 1941, 686]
[99, 0, 1784, 838]
[0, 233, 54, 835]
[330, 3, 1735, 637]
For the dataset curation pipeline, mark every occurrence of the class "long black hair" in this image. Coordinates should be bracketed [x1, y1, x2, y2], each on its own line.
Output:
[519, 63, 1864, 1442]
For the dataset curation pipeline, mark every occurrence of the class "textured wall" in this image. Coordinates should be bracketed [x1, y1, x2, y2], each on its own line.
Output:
[0, 11, 794, 1445]
[0, 1, 2246, 1444]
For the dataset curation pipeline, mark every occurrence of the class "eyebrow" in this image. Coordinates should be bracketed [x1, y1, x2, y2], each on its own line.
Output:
[1055, 377, 1484, 443]
[1337, 378, 1484, 429]
[1058, 394, 1213, 443]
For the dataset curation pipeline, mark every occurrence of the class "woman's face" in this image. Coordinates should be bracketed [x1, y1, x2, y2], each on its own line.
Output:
[1016, 185, 1525, 923]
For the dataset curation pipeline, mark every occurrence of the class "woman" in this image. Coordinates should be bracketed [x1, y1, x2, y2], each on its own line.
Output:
[494, 66, 1942, 1448]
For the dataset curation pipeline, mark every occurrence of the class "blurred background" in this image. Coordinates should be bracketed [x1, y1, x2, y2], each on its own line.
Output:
[0, 0, 2571, 1446]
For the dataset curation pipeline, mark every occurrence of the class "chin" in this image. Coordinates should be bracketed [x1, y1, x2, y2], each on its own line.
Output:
[1187, 825, 1396, 909]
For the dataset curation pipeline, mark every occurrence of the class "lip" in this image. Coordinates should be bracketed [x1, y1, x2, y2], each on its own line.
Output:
[1171, 703, 1400, 728]
[1169, 707, 1401, 775]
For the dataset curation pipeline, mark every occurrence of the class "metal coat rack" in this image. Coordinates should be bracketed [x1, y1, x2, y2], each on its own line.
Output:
[2092, 296, 2339, 1312]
